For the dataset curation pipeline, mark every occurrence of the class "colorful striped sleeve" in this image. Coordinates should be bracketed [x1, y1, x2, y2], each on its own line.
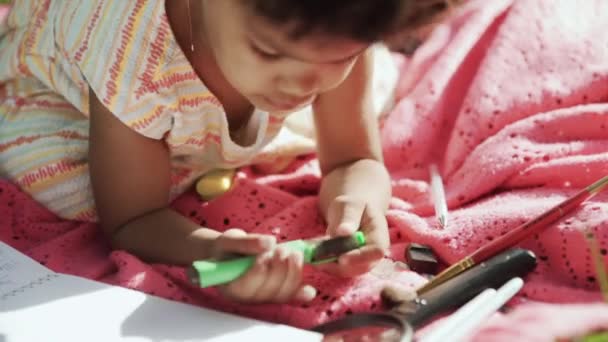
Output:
[60, 0, 179, 139]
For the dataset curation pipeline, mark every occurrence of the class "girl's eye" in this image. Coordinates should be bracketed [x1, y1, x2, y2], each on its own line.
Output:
[250, 42, 282, 61]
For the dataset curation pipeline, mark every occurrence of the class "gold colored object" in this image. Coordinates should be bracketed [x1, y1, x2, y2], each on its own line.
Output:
[587, 175, 608, 194]
[195, 169, 236, 201]
[585, 231, 608, 302]
[416, 256, 475, 295]
[415, 175, 608, 295]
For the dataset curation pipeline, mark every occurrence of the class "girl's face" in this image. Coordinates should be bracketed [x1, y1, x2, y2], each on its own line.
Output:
[200, 0, 369, 113]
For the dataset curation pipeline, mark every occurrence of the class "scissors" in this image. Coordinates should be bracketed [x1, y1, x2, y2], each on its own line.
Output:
[311, 248, 538, 341]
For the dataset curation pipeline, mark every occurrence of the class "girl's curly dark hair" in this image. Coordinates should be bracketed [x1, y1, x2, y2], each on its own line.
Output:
[246, 0, 460, 43]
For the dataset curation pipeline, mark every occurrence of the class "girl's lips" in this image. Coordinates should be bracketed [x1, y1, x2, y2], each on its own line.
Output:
[262, 95, 314, 111]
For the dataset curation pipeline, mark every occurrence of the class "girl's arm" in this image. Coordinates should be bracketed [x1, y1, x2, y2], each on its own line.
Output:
[313, 48, 391, 276]
[88, 88, 315, 303]
[88, 88, 269, 264]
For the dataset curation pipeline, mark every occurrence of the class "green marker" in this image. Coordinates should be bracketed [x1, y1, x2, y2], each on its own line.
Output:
[188, 232, 366, 288]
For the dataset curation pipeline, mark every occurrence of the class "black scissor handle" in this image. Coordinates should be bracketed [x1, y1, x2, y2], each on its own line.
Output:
[312, 248, 537, 336]
[405, 248, 536, 327]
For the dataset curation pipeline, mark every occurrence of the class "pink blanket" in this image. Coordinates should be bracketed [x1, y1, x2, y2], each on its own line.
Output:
[2, 0, 608, 340]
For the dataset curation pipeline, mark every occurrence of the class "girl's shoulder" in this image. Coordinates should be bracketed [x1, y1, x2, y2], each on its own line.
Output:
[58, 0, 189, 139]
[57, 0, 180, 84]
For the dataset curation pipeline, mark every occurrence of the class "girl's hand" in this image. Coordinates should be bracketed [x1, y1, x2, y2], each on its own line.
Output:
[213, 229, 317, 304]
[319, 195, 389, 277]
[310, 48, 391, 278]
[317, 160, 391, 278]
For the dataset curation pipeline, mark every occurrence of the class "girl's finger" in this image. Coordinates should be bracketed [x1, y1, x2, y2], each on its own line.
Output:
[215, 232, 275, 256]
[359, 209, 390, 250]
[221, 251, 272, 301]
[327, 196, 365, 237]
[273, 251, 304, 303]
[338, 245, 384, 267]
[252, 247, 290, 302]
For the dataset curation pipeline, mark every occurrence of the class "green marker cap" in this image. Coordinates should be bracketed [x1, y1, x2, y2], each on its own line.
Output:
[189, 257, 256, 288]
[355, 231, 366, 246]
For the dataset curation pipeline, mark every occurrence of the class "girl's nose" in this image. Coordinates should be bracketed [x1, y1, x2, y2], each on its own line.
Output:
[278, 71, 322, 97]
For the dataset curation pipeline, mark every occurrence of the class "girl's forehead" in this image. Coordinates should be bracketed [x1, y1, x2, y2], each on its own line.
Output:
[246, 14, 369, 64]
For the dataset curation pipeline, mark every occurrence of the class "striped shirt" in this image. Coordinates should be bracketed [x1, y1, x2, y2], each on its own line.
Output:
[0, 0, 287, 219]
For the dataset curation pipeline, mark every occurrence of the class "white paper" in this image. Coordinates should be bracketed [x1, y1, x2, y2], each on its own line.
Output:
[0, 242, 53, 296]
[0, 242, 321, 342]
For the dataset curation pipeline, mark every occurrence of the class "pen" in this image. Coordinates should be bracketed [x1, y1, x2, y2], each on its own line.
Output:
[419, 288, 498, 342]
[430, 164, 448, 228]
[420, 277, 524, 342]
[417, 174, 608, 295]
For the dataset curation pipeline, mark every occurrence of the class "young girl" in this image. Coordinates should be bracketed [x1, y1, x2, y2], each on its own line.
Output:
[0, 0, 452, 304]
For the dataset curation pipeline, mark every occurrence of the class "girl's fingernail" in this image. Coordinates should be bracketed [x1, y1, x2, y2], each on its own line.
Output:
[337, 224, 356, 235]
[290, 251, 303, 265]
[260, 236, 276, 249]
[258, 251, 273, 263]
[297, 285, 317, 302]
[276, 247, 289, 260]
